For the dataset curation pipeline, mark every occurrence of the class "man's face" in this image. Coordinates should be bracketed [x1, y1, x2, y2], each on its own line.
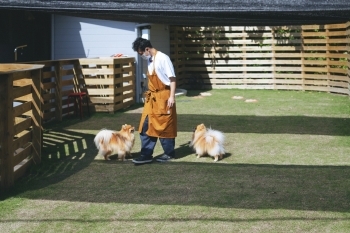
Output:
[138, 47, 150, 56]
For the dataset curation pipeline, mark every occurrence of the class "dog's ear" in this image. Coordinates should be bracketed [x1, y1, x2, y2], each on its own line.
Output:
[198, 124, 206, 130]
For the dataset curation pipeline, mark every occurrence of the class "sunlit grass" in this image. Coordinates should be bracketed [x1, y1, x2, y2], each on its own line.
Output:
[1, 89, 350, 233]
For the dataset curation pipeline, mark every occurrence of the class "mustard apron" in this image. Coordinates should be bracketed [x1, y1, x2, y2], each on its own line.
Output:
[138, 51, 177, 138]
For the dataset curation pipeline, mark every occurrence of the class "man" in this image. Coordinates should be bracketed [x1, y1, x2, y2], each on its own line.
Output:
[131, 37, 177, 164]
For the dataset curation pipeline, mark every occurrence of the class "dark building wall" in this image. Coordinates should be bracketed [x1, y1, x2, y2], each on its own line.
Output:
[0, 10, 51, 63]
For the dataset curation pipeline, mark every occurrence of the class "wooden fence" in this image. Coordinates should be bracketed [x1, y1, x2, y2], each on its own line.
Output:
[170, 23, 350, 95]
[0, 64, 43, 191]
[29, 57, 136, 122]
[79, 57, 136, 113]
[0, 57, 136, 191]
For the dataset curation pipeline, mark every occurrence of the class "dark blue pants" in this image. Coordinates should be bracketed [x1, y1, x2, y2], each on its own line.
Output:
[140, 116, 175, 158]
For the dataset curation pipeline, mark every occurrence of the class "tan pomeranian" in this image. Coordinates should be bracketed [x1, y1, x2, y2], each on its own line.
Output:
[94, 124, 135, 161]
[190, 123, 225, 162]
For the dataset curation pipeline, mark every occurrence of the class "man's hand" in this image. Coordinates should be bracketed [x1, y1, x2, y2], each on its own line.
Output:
[168, 77, 176, 108]
[167, 96, 175, 108]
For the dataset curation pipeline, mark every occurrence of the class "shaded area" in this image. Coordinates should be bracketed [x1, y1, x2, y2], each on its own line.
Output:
[178, 115, 350, 136]
[1, 89, 349, 213]
[0, 216, 349, 224]
[0, 9, 51, 63]
[0, 127, 348, 212]
[66, 113, 350, 136]
[4, 146, 350, 212]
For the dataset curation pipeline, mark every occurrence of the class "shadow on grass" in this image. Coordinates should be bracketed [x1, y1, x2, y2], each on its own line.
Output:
[6, 160, 350, 213]
[64, 113, 350, 136]
[2, 127, 349, 213]
[2, 93, 350, 213]
[0, 216, 349, 224]
[178, 114, 350, 136]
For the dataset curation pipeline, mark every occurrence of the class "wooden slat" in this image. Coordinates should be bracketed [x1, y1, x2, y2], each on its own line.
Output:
[329, 75, 348, 82]
[61, 79, 74, 86]
[13, 130, 31, 151]
[13, 101, 31, 117]
[275, 85, 303, 90]
[89, 97, 114, 103]
[81, 68, 115, 75]
[329, 81, 348, 88]
[12, 85, 32, 99]
[122, 75, 135, 82]
[304, 86, 329, 91]
[304, 80, 329, 85]
[123, 99, 135, 108]
[61, 69, 75, 76]
[84, 78, 115, 85]
[42, 92, 55, 101]
[87, 88, 115, 95]
[325, 23, 347, 29]
[123, 84, 135, 90]
[12, 71, 31, 81]
[13, 144, 32, 167]
[329, 68, 347, 74]
[121, 66, 134, 72]
[14, 159, 32, 181]
[42, 70, 56, 79]
[42, 102, 57, 111]
[122, 92, 135, 99]
[303, 74, 328, 79]
[14, 117, 31, 135]
[329, 87, 349, 94]
[42, 82, 56, 89]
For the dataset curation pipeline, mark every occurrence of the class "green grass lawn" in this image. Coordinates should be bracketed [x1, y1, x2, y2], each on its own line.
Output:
[1, 89, 350, 233]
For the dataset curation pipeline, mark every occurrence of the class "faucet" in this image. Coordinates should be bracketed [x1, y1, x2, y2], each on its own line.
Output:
[14, 45, 27, 61]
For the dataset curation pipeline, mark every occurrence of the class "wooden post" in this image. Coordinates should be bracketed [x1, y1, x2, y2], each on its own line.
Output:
[242, 29, 247, 88]
[326, 27, 331, 93]
[110, 60, 117, 113]
[55, 62, 62, 121]
[301, 27, 305, 91]
[31, 69, 42, 164]
[0, 73, 15, 191]
[211, 29, 216, 88]
[272, 27, 276, 90]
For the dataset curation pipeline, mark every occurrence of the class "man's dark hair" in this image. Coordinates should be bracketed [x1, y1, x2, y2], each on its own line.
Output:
[132, 37, 153, 52]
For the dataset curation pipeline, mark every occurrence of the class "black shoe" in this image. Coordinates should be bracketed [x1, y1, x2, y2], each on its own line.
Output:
[132, 155, 153, 164]
[156, 154, 174, 162]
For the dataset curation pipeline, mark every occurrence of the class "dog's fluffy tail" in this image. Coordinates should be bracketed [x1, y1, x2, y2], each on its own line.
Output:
[94, 129, 114, 149]
[205, 128, 225, 155]
[206, 128, 224, 144]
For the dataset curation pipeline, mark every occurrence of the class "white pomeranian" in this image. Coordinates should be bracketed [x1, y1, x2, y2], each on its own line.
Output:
[94, 124, 135, 161]
[190, 123, 225, 162]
